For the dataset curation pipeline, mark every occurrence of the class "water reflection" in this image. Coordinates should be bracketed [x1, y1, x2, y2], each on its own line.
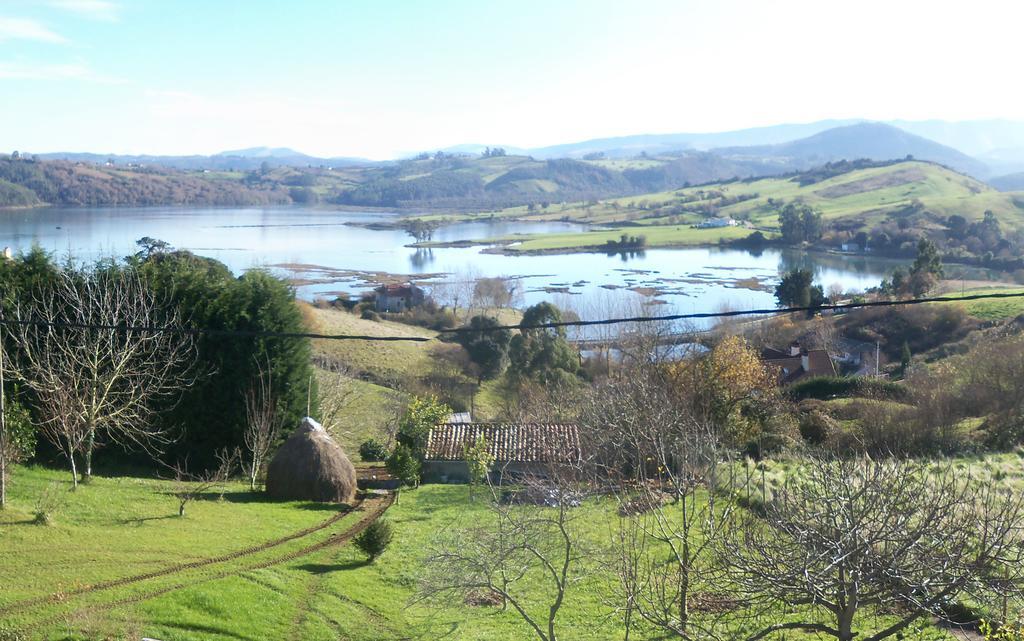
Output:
[606, 249, 647, 262]
[409, 248, 435, 269]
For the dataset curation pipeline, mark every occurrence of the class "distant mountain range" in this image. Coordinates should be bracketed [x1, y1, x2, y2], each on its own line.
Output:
[20, 119, 1024, 190]
[711, 123, 989, 178]
[33, 147, 371, 172]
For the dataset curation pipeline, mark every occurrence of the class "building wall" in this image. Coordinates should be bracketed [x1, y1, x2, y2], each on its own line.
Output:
[423, 460, 549, 484]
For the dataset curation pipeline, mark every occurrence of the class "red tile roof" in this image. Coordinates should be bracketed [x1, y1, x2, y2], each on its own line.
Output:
[425, 423, 581, 464]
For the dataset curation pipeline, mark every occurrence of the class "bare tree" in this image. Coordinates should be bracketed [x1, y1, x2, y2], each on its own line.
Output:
[169, 449, 238, 517]
[10, 269, 198, 487]
[0, 324, 30, 509]
[1, 321, 10, 508]
[242, 359, 283, 491]
[418, 466, 587, 641]
[714, 456, 1024, 641]
[582, 360, 732, 640]
[315, 365, 361, 436]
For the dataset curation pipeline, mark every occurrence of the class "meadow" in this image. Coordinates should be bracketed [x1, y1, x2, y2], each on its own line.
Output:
[0, 465, 969, 641]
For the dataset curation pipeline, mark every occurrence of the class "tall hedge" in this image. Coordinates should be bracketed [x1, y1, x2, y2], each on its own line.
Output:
[0, 248, 314, 469]
[785, 376, 908, 402]
[140, 251, 314, 466]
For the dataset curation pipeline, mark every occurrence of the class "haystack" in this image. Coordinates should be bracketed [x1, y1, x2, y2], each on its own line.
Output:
[266, 417, 357, 503]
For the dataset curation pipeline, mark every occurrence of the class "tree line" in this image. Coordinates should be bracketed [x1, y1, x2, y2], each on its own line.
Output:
[0, 241, 313, 498]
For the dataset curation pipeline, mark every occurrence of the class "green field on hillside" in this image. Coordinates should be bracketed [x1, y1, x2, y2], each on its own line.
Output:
[950, 286, 1024, 320]
[408, 161, 1024, 253]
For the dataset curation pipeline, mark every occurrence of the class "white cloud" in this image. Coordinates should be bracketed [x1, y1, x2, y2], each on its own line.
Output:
[48, 0, 118, 21]
[0, 17, 67, 43]
[0, 61, 121, 83]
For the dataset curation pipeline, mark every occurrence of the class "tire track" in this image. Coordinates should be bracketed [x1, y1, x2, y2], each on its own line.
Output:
[0, 497, 363, 619]
[18, 493, 394, 636]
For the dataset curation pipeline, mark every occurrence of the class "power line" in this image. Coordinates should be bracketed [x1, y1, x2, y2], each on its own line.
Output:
[0, 290, 1021, 343]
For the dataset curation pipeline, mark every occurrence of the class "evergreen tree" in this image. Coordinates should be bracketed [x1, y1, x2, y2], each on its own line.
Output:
[508, 302, 579, 384]
[354, 519, 393, 562]
[774, 269, 826, 309]
[387, 444, 421, 488]
[455, 315, 512, 383]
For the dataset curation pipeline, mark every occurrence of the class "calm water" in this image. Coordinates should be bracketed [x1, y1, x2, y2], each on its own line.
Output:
[0, 206, 907, 323]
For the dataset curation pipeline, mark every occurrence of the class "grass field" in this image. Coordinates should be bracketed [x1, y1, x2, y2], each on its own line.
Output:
[1, 465, 968, 641]
[491, 224, 754, 254]
[949, 286, 1024, 320]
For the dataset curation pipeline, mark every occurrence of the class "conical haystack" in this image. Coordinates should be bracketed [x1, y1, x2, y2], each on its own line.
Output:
[266, 417, 357, 503]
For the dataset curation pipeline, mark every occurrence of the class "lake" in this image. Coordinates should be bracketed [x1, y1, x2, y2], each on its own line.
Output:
[0, 205, 907, 324]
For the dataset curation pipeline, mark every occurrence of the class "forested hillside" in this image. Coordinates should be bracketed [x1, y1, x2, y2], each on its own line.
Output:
[0, 156, 291, 207]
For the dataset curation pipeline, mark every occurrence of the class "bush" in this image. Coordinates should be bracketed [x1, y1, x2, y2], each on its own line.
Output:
[799, 410, 837, 445]
[386, 444, 421, 487]
[361, 309, 381, 322]
[786, 376, 908, 402]
[359, 439, 389, 462]
[354, 519, 393, 561]
[33, 482, 66, 526]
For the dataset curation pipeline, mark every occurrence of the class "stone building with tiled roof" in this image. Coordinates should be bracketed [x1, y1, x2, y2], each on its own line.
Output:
[373, 283, 424, 313]
[423, 423, 581, 483]
[760, 340, 836, 385]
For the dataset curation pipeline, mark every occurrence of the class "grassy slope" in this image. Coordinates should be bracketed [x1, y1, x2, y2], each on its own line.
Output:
[947, 286, 1024, 320]
[1, 468, 961, 641]
[411, 161, 1024, 252]
[317, 369, 407, 453]
[302, 304, 438, 383]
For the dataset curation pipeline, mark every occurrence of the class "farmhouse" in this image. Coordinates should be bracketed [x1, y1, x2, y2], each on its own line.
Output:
[760, 340, 836, 384]
[373, 283, 425, 312]
[695, 217, 738, 229]
[423, 422, 581, 483]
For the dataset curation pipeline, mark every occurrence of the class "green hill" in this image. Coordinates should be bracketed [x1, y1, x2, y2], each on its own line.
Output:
[427, 160, 1024, 255]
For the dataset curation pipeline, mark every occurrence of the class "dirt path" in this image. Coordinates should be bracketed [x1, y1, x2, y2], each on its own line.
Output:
[13, 493, 394, 636]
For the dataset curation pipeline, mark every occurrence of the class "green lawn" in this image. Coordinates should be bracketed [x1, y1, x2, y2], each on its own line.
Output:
[0, 465, 366, 639]
[0, 463, 976, 640]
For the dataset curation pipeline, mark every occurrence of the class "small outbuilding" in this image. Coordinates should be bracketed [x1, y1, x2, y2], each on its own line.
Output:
[423, 422, 581, 483]
[266, 417, 357, 503]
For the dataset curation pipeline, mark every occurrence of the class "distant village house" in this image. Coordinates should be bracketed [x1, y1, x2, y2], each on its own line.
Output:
[373, 283, 424, 313]
[695, 217, 738, 229]
[423, 422, 581, 483]
[760, 340, 836, 384]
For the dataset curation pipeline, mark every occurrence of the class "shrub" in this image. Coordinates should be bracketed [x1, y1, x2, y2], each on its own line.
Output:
[354, 519, 393, 561]
[799, 410, 836, 445]
[361, 309, 381, 321]
[386, 444, 421, 487]
[359, 439, 389, 462]
[33, 482, 66, 526]
[786, 376, 908, 402]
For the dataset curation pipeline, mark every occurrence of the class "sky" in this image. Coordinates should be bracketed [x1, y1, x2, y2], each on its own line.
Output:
[1, 0, 1023, 159]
